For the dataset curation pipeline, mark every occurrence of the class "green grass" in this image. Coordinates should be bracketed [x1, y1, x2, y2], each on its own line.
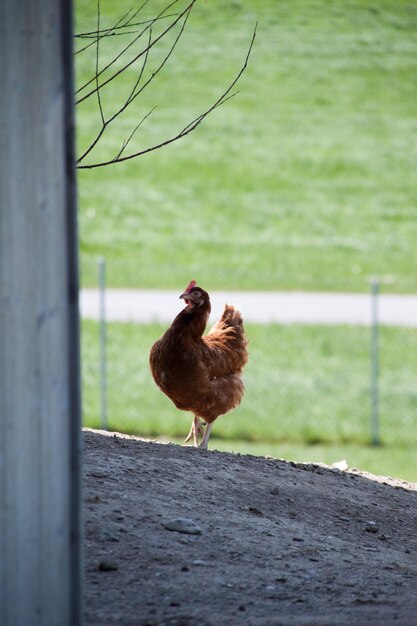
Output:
[81, 320, 417, 447]
[75, 0, 417, 293]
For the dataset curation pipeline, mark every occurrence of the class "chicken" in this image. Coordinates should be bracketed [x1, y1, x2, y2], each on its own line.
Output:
[149, 280, 248, 449]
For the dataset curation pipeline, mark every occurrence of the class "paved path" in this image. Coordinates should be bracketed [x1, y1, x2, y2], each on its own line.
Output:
[80, 289, 417, 327]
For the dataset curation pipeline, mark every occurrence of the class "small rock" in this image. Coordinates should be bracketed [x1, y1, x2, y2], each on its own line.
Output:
[332, 460, 348, 471]
[248, 506, 263, 516]
[84, 495, 103, 504]
[365, 521, 379, 533]
[98, 560, 118, 572]
[163, 518, 202, 535]
[90, 471, 109, 479]
[270, 486, 280, 495]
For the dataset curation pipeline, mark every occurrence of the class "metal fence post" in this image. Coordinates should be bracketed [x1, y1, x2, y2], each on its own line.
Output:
[370, 277, 380, 446]
[98, 257, 108, 430]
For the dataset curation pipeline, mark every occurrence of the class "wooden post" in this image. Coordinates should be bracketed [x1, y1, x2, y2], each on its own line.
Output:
[0, 0, 81, 624]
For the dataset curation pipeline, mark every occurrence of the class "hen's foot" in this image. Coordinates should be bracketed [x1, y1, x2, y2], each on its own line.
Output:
[184, 416, 204, 446]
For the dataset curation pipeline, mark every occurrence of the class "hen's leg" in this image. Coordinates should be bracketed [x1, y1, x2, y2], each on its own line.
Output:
[199, 422, 213, 450]
[184, 416, 204, 446]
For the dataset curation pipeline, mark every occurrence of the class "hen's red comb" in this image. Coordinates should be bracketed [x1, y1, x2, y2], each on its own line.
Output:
[185, 280, 197, 293]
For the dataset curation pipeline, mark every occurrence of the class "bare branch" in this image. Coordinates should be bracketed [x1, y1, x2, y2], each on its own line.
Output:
[76, 23, 257, 169]
[76, 8, 192, 166]
[76, 26, 152, 165]
[76, 2, 154, 165]
[75, 0, 153, 73]
[75, 0, 194, 104]
[77, 125, 107, 166]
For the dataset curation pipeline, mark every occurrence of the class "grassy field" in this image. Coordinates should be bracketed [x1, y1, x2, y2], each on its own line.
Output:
[81, 319, 417, 446]
[75, 0, 417, 293]
[81, 319, 417, 481]
[76, 1, 417, 480]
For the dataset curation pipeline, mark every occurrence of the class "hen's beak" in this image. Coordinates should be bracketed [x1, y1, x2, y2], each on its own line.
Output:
[180, 291, 195, 308]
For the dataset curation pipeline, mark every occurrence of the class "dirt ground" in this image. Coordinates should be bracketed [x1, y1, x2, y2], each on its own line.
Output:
[83, 428, 417, 626]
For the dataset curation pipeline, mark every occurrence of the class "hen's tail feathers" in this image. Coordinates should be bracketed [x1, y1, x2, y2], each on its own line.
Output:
[206, 303, 248, 373]
[221, 304, 244, 327]
[208, 304, 243, 335]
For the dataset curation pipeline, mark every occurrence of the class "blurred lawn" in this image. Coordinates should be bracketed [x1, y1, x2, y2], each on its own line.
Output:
[81, 319, 417, 447]
[75, 0, 417, 293]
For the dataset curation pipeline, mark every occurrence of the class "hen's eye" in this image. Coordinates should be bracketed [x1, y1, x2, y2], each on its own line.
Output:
[191, 290, 201, 297]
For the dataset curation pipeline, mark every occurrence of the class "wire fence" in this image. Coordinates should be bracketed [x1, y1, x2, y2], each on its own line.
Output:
[81, 260, 417, 446]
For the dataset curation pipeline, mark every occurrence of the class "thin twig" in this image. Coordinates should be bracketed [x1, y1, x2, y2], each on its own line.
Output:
[75, 0, 179, 95]
[77, 17, 169, 39]
[181, 22, 257, 133]
[75, 6, 137, 55]
[112, 106, 157, 161]
[126, 26, 152, 106]
[126, 6, 191, 108]
[95, 0, 105, 125]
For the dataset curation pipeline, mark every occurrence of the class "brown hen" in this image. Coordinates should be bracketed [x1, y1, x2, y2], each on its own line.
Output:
[149, 281, 248, 449]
